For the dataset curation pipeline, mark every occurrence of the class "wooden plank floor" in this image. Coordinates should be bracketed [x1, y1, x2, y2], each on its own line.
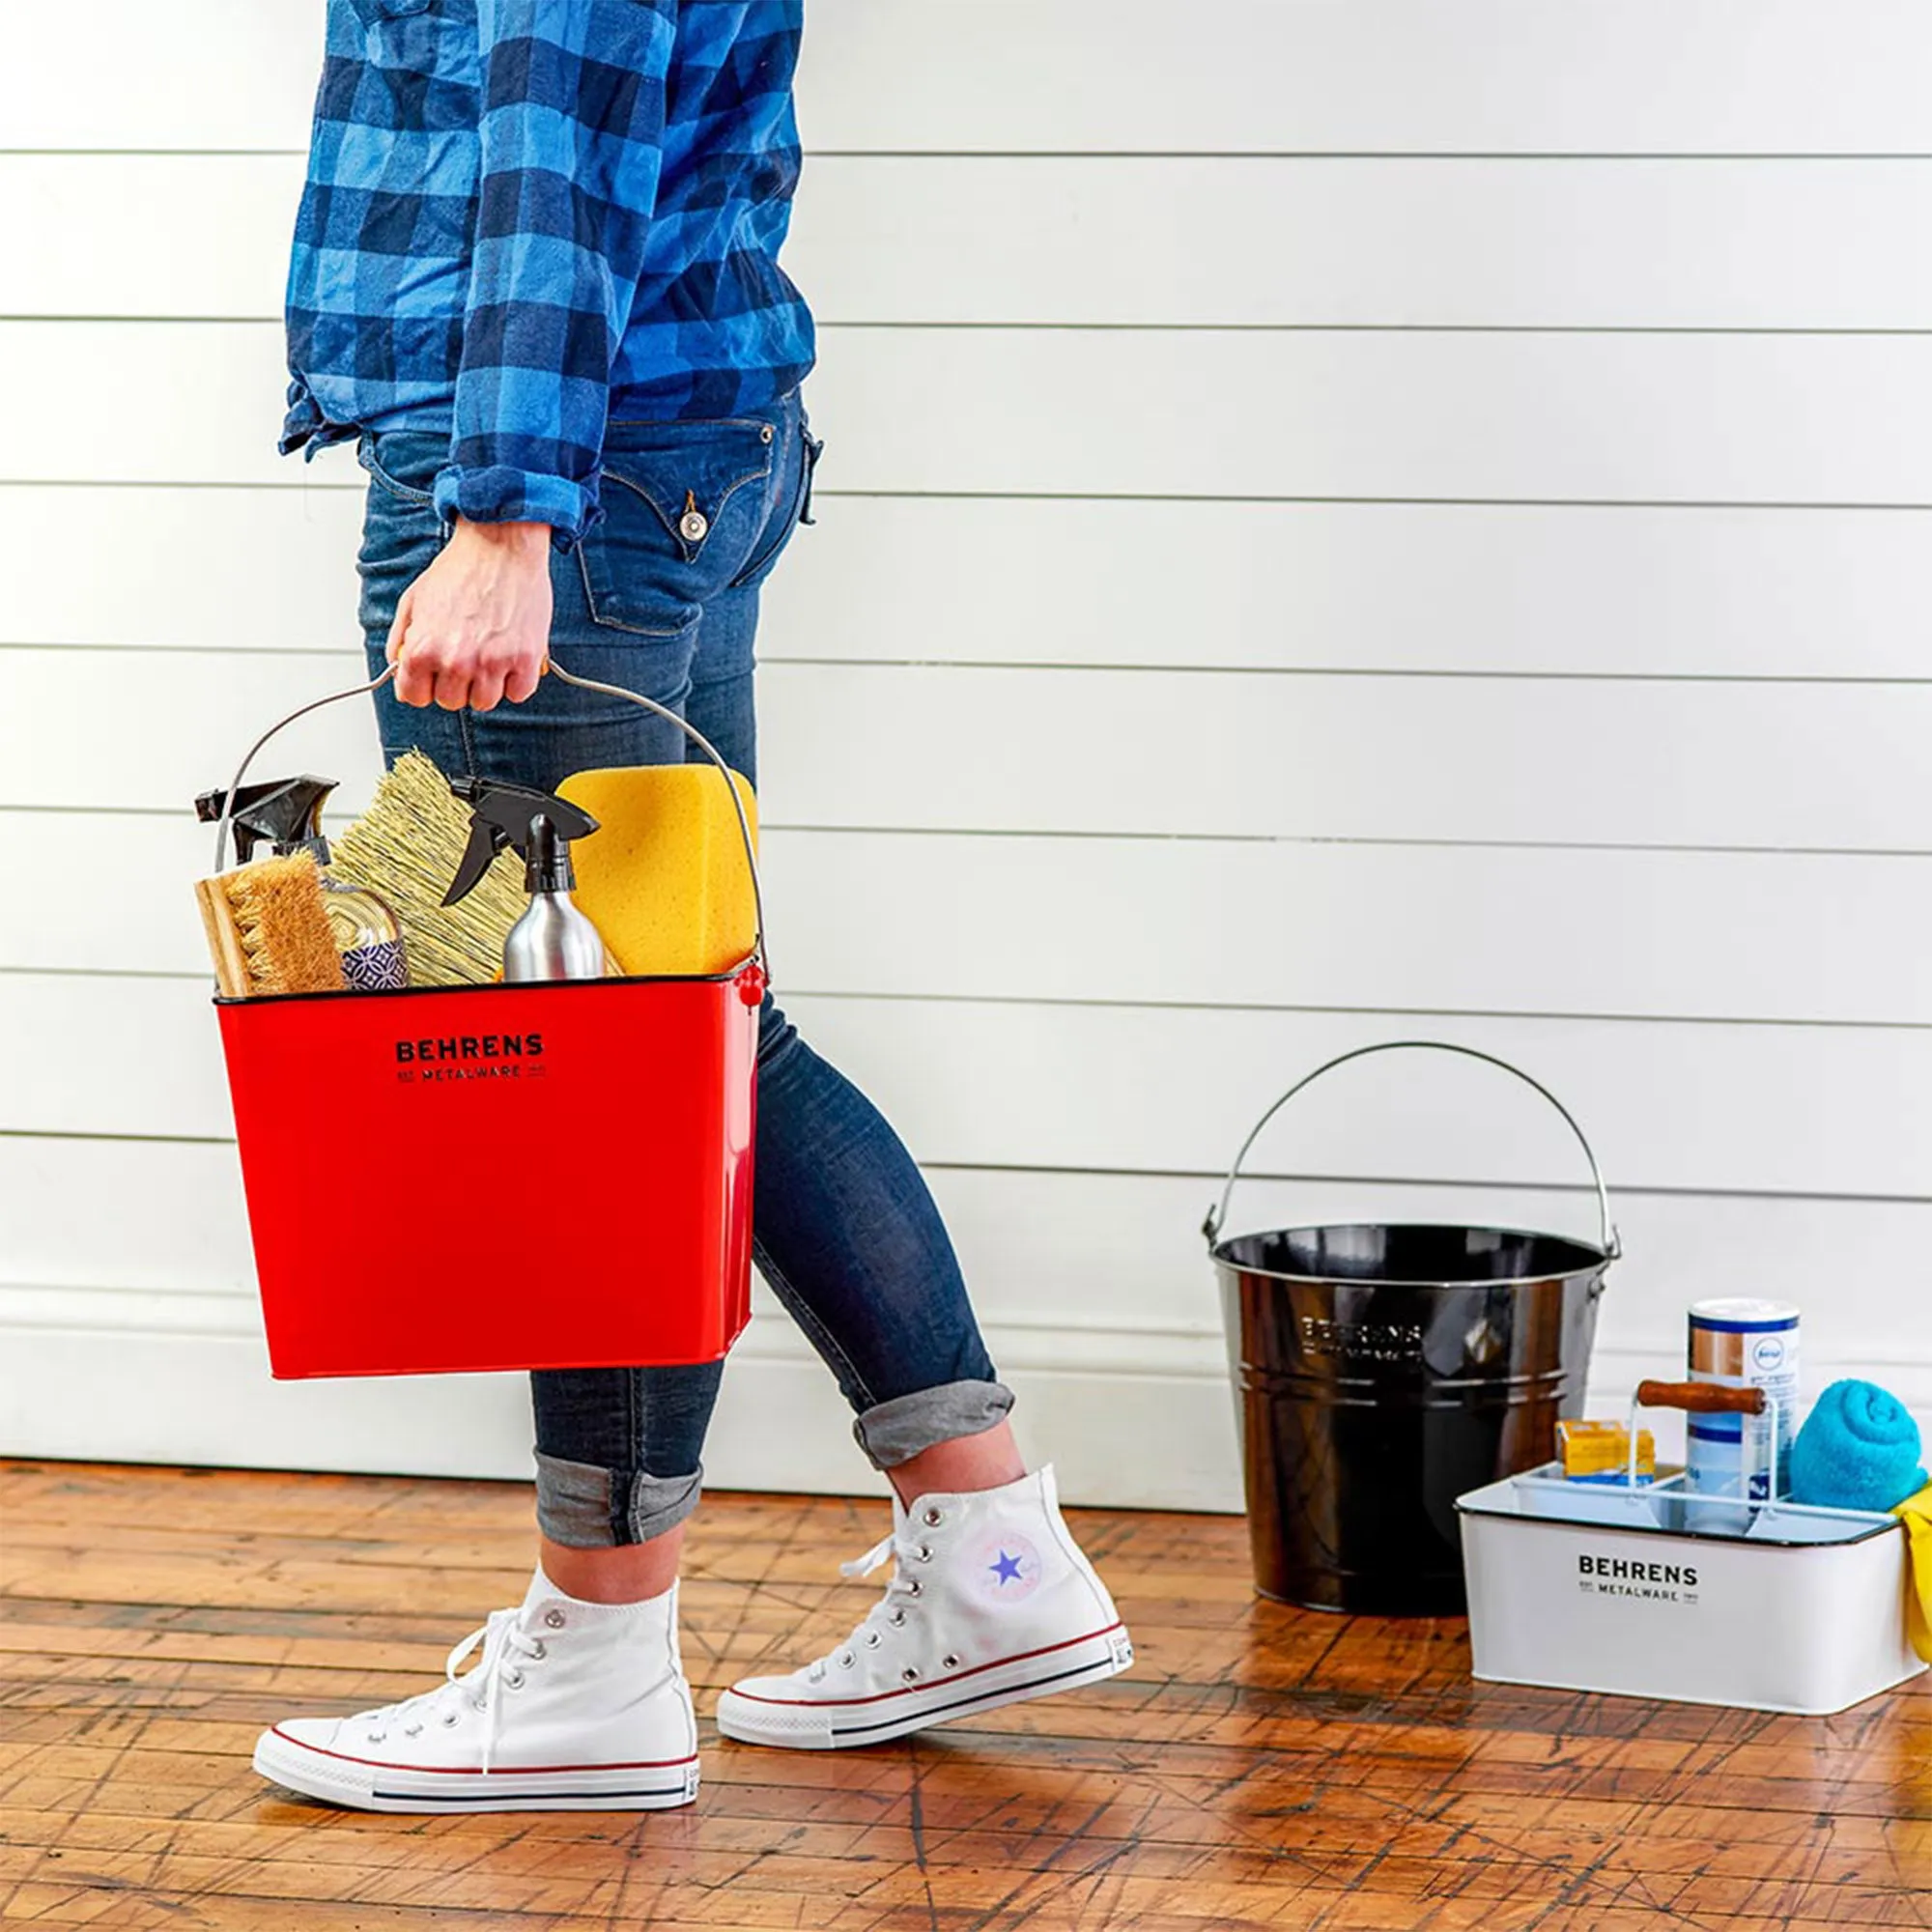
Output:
[1, 1463, 1929, 1931]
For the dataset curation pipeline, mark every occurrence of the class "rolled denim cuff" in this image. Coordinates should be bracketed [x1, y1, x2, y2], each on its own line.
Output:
[852, 1379, 1016, 1470]
[533, 1450, 703, 1548]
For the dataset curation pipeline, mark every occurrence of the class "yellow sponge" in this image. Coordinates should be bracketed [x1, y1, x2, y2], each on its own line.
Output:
[557, 763, 760, 978]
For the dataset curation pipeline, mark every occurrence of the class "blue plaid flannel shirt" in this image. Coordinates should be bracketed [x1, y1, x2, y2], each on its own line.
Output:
[283, 0, 815, 544]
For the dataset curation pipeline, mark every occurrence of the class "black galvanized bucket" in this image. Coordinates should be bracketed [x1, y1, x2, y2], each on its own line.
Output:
[1205, 1041, 1619, 1616]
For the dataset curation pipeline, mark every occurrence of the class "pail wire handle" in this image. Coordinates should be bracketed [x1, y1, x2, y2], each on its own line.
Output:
[209, 657, 768, 980]
[211, 666, 400, 876]
[1202, 1039, 1620, 1260]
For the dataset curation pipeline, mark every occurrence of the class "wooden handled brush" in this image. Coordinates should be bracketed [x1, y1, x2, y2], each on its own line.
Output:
[195, 852, 347, 999]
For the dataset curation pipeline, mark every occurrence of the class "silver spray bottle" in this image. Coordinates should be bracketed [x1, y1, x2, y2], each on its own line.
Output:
[503, 811, 617, 981]
[442, 780, 617, 981]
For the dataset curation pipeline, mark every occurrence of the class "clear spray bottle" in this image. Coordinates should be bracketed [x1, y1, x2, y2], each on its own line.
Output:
[195, 775, 409, 990]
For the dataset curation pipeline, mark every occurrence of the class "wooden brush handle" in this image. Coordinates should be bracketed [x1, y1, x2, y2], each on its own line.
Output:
[1635, 1378, 1768, 1416]
[194, 876, 248, 1001]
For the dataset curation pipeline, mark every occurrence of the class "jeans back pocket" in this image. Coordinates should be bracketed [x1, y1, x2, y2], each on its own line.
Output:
[579, 418, 778, 637]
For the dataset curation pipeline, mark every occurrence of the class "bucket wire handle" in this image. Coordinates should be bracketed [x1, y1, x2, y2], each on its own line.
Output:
[1202, 1039, 1620, 1261]
[210, 666, 399, 875]
[210, 657, 768, 980]
[545, 662, 767, 981]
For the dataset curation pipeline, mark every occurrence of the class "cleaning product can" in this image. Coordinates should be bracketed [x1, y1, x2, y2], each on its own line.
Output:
[1687, 1297, 1801, 1503]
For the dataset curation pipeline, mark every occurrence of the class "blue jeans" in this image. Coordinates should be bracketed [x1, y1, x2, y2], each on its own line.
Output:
[355, 391, 1011, 1546]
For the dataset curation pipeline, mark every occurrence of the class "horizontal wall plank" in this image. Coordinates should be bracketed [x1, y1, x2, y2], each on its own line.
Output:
[755, 668, 1929, 851]
[7, 972, 1932, 1200]
[6, 485, 1929, 681]
[4, 4, 321, 153]
[0, 1281, 1219, 1385]
[14, 154, 1932, 330]
[799, 1, 1932, 159]
[785, 156, 1932, 330]
[0, 1324, 1236, 1507]
[0, 1139, 254, 1296]
[0, 156, 301, 319]
[13, 322, 1932, 505]
[767, 836, 1932, 1027]
[10, 648, 1931, 851]
[13, 2, 1932, 156]
[10, 1140, 1930, 1377]
[12, 808, 1932, 1028]
[776, 492, 1932, 668]
[0, 489, 367, 653]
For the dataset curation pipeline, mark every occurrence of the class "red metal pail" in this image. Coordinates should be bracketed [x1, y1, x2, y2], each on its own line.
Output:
[205, 661, 767, 1378]
[217, 970, 759, 1378]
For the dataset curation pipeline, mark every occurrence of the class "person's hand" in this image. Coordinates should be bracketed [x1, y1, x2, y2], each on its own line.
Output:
[387, 518, 553, 710]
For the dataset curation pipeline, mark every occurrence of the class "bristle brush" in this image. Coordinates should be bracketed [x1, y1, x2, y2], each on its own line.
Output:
[195, 852, 347, 998]
[327, 750, 524, 984]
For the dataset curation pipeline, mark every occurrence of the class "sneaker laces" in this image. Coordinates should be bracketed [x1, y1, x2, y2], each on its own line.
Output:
[806, 1526, 922, 1684]
[355, 1608, 546, 1773]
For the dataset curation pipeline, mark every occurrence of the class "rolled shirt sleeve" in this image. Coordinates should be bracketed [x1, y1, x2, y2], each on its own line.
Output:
[433, 0, 674, 545]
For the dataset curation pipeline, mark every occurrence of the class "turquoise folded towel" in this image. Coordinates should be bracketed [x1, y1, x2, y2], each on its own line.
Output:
[1788, 1378, 1927, 1512]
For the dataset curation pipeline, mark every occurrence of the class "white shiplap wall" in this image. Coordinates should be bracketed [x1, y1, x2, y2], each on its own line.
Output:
[4, 0, 1931, 1506]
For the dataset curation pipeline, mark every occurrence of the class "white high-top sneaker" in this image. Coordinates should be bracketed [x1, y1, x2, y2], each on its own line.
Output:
[716, 1466, 1133, 1750]
[252, 1571, 699, 1812]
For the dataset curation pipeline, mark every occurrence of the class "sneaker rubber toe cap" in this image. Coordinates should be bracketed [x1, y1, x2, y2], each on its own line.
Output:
[715, 1681, 836, 1748]
[269, 1716, 348, 1755]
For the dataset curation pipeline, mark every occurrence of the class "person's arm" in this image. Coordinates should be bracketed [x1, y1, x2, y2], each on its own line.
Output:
[392, 0, 674, 710]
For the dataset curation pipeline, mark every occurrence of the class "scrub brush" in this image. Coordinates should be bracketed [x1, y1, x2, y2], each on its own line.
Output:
[195, 853, 347, 999]
[327, 751, 524, 984]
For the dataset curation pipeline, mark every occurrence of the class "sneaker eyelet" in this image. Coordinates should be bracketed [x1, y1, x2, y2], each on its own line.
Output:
[942, 1654, 961, 1671]
[901, 1667, 921, 1684]
[890, 1608, 908, 1627]
[544, 1608, 566, 1630]
[865, 1632, 882, 1648]
[528, 1640, 546, 1661]
[839, 1652, 856, 1668]
[505, 1668, 526, 1690]
[907, 1579, 923, 1596]
[440, 1711, 460, 1727]
[366, 1731, 386, 1744]
[405, 1724, 422, 1737]
[922, 1507, 943, 1528]
[915, 1544, 933, 1562]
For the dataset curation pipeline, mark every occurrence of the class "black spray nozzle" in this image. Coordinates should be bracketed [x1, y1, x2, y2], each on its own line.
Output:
[442, 778, 599, 906]
[195, 774, 339, 865]
[524, 814, 576, 895]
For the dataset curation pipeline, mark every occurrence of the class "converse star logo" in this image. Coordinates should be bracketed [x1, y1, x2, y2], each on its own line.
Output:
[971, 1532, 1042, 1604]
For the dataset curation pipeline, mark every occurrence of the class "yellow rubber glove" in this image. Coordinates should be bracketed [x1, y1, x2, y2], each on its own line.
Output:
[1896, 1481, 1932, 1663]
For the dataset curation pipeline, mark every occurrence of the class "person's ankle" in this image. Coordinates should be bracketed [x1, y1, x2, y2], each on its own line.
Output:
[888, 1421, 1028, 1506]
[538, 1525, 684, 1605]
